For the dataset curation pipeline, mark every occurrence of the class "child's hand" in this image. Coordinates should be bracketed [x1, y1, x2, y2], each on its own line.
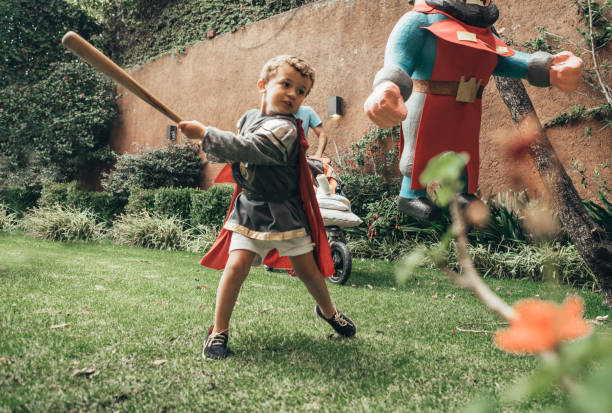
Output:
[178, 120, 206, 140]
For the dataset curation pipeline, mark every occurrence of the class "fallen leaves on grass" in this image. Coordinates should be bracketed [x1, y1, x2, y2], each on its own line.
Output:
[94, 285, 106, 292]
[50, 323, 71, 329]
[258, 305, 274, 313]
[198, 306, 212, 311]
[195, 285, 208, 291]
[71, 367, 98, 378]
[150, 359, 167, 367]
[590, 315, 609, 326]
[0, 356, 10, 363]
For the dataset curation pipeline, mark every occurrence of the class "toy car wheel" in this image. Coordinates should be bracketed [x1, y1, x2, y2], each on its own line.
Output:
[328, 241, 351, 285]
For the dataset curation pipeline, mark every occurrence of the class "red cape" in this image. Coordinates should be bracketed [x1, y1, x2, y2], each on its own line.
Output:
[200, 119, 335, 277]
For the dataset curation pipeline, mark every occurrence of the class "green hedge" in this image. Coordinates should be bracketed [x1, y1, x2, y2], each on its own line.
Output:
[190, 185, 234, 227]
[101, 143, 202, 199]
[0, 187, 41, 215]
[125, 188, 156, 215]
[126, 185, 234, 227]
[39, 182, 126, 223]
[153, 187, 193, 222]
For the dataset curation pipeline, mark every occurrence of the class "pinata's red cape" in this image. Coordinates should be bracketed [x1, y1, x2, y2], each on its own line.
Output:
[200, 120, 335, 277]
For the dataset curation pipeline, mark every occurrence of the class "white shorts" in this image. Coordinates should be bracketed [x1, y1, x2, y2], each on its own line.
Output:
[229, 232, 314, 266]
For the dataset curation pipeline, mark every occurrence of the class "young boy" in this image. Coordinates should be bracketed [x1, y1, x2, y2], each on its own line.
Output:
[178, 55, 356, 360]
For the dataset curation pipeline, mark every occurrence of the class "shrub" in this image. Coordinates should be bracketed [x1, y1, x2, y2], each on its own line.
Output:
[347, 235, 421, 261]
[20, 205, 106, 241]
[39, 182, 126, 223]
[124, 185, 232, 226]
[468, 190, 530, 247]
[111, 211, 186, 250]
[0, 204, 18, 232]
[125, 188, 156, 215]
[0, 61, 118, 186]
[346, 195, 449, 255]
[340, 174, 400, 218]
[101, 143, 202, 198]
[73, 191, 127, 223]
[0, 186, 41, 215]
[154, 187, 193, 221]
[190, 185, 234, 227]
[584, 194, 612, 239]
[464, 242, 595, 288]
[184, 224, 220, 254]
[340, 125, 401, 178]
[38, 183, 71, 208]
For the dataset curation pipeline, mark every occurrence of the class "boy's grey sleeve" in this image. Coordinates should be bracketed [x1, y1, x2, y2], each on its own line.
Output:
[201, 118, 297, 165]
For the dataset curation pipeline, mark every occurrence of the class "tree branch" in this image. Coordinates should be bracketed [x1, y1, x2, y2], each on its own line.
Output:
[587, 0, 612, 105]
[493, 75, 612, 308]
[441, 199, 516, 321]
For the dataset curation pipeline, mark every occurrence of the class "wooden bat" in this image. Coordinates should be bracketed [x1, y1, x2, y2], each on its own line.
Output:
[61, 31, 184, 123]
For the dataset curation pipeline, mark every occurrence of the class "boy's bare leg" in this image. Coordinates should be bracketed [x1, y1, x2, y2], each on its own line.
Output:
[213, 249, 256, 333]
[289, 252, 336, 319]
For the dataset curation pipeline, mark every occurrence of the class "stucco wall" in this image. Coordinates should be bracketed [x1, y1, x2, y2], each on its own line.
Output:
[110, 0, 610, 199]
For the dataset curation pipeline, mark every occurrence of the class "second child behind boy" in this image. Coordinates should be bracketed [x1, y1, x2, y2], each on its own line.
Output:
[179, 55, 356, 360]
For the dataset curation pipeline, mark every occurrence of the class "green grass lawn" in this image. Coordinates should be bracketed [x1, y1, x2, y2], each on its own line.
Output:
[1, 233, 610, 412]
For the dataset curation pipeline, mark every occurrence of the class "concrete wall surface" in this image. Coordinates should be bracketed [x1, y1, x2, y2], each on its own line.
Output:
[110, 0, 610, 199]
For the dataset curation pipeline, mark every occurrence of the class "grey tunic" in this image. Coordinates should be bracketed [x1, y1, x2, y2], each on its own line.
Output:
[201, 110, 309, 241]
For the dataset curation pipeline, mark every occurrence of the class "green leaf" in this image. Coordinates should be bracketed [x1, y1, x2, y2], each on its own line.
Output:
[435, 185, 455, 207]
[419, 151, 469, 187]
[570, 359, 612, 413]
[395, 248, 427, 285]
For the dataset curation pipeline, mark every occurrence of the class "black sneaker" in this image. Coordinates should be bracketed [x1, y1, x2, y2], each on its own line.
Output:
[456, 193, 480, 210]
[397, 196, 442, 221]
[315, 305, 356, 338]
[202, 326, 229, 359]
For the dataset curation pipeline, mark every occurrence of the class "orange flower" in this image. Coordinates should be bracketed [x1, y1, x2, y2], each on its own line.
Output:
[494, 295, 591, 354]
[558, 295, 591, 341]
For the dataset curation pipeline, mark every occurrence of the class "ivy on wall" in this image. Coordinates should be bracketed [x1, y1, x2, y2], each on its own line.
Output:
[0, 62, 118, 187]
[100, 0, 318, 66]
[0, 0, 317, 189]
[0, 1, 118, 188]
[0, 0, 103, 88]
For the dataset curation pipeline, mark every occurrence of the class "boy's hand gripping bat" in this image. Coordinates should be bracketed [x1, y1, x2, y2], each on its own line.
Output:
[62, 31, 184, 123]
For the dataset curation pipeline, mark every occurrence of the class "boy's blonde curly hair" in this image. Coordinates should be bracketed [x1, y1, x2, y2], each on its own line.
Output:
[259, 55, 315, 92]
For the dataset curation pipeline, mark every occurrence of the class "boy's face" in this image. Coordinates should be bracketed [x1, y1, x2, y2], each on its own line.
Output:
[258, 63, 312, 115]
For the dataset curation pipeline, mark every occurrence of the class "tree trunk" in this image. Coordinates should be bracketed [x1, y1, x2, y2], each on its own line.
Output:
[494, 76, 612, 308]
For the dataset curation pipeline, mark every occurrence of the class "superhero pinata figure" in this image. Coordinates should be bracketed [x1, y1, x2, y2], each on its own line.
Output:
[364, 0, 583, 220]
